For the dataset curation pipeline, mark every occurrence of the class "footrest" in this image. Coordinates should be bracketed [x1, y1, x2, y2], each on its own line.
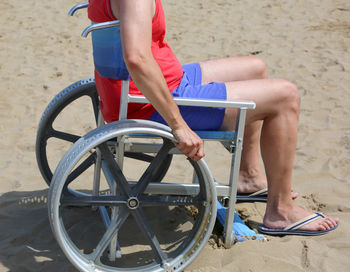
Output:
[216, 201, 265, 242]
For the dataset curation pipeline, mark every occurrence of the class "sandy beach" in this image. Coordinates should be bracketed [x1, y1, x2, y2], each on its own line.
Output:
[0, 0, 349, 271]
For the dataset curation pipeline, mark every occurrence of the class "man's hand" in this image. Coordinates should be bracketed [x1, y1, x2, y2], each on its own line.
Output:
[172, 124, 205, 162]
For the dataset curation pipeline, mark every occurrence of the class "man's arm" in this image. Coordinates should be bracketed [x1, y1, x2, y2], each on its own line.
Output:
[111, 0, 204, 161]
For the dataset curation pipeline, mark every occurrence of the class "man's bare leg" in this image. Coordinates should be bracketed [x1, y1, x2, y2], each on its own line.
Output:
[237, 120, 267, 193]
[200, 57, 281, 195]
[222, 78, 337, 231]
[198, 56, 337, 229]
[200, 57, 299, 198]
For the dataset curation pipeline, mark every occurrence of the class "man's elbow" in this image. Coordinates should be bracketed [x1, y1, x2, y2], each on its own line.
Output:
[123, 50, 151, 73]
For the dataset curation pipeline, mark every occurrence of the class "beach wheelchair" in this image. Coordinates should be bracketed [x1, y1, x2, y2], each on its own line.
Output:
[35, 3, 256, 271]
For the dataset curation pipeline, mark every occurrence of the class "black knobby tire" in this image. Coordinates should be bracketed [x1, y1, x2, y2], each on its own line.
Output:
[35, 78, 172, 186]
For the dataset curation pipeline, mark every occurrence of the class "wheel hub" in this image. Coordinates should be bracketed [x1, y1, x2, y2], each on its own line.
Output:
[127, 197, 139, 209]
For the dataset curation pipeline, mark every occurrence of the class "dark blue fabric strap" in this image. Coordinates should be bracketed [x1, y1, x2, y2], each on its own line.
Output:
[91, 22, 130, 80]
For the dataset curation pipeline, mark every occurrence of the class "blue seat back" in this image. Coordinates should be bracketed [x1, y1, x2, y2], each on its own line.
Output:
[91, 23, 130, 80]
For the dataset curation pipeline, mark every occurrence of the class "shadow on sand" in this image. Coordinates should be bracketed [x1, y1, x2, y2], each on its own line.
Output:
[0, 189, 199, 271]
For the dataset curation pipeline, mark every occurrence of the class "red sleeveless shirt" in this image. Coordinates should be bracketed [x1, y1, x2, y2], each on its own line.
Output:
[88, 0, 183, 122]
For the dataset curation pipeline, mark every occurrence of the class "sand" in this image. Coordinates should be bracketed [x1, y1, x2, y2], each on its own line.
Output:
[0, 0, 349, 271]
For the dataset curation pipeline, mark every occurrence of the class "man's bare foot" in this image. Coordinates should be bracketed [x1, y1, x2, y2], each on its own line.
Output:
[263, 203, 339, 232]
[238, 169, 268, 193]
[238, 169, 298, 199]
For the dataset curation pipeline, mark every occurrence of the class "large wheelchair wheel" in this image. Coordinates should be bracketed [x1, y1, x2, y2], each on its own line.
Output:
[36, 78, 172, 186]
[49, 120, 217, 272]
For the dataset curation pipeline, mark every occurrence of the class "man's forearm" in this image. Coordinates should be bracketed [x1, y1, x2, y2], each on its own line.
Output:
[126, 55, 187, 130]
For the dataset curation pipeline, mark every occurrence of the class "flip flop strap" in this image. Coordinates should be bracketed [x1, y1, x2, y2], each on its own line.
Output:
[284, 212, 325, 231]
[249, 188, 268, 197]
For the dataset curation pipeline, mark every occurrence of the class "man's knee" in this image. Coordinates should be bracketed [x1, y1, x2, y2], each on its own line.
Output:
[249, 56, 268, 79]
[279, 80, 300, 114]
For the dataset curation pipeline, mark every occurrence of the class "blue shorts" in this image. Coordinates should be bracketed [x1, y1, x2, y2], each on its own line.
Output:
[149, 63, 227, 130]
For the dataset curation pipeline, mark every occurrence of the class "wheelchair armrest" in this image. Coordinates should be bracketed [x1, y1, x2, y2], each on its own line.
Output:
[68, 2, 89, 16]
[81, 20, 121, 38]
[128, 94, 256, 109]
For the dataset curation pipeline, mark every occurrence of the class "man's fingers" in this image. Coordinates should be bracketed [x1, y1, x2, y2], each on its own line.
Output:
[175, 143, 196, 159]
[172, 126, 205, 161]
[175, 143, 205, 162]
[197, 145, 205, 159]
[194, 143, 205, 161]
[191, 153, 202, 162]
[187, 145, 199, 159]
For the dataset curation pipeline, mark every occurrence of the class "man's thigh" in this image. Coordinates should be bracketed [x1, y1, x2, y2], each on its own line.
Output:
[199, 56, 267, 84]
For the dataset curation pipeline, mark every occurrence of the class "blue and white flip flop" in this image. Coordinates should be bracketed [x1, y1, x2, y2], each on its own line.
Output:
[236, 188, 268, 202]
[258, 212, 338, 236]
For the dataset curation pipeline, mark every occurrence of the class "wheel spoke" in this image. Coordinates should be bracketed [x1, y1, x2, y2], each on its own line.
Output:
[50, 129, 80, 143]
[99, 143, 131, 196]
[60, 195, 128, 207]
[65, 153, 96, 186]
[89, 92, 100, 124]
[90, 206, 129, 262]
[132, 208, 167, 265]
[124, 152, 155, 162]
[139, 195, 203, 206]
[132, 140, 173, 195]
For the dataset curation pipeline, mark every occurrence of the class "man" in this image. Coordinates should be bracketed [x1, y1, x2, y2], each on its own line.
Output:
[88, 0, 338, 235]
